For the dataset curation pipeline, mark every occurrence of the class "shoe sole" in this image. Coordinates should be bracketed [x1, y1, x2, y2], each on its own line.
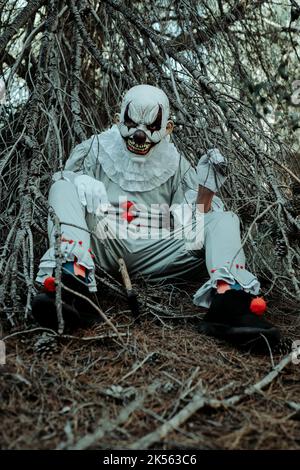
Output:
[198, 321, 281, 345]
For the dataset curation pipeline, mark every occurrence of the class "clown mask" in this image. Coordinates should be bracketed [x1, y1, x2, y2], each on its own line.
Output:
[117, 84, 173, 160]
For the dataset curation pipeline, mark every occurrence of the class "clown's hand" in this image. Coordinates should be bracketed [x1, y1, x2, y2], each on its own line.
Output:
[196, 148, 227, 193]
[74, 175, 109, 214]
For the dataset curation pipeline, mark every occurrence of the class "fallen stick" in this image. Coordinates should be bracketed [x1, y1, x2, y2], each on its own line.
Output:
[67, 381, 160, 450]
[120, 352, 156, 382]
[226, 346, 300, 405]
[129, 390, 207, 450]
[3, 327, 57, 341]
[129, 347, 300, 450]
[62, 283, 124, 343]
[3, 328, 128, 343]
[68, 396, 143, 450]
[61, 333, 128, 342]
[118, 257, 140, 319]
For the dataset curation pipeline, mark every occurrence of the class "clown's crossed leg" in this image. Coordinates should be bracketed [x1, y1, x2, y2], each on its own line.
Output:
[32, 85, 280, 347]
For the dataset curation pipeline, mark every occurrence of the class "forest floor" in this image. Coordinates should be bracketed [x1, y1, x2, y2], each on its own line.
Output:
[1, 282, 300, 450]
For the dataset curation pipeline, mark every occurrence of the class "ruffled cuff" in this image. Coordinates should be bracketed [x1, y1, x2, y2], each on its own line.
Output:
[193, 266, 260, 308]
[36, 241, 97, 292]
[52, 170, 81, 184]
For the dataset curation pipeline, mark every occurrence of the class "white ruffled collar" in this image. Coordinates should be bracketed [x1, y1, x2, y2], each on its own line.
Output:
[91, 125, 180, 192]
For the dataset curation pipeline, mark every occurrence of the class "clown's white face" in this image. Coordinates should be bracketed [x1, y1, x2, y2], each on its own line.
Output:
[118, 85, 173, 158]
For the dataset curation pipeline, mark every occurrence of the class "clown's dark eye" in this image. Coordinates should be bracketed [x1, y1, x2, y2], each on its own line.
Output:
[124, 103, 136, 128]
[147, 123, 158, 131]
[147, 106, 162, 132]
[124, 117, 137, 128]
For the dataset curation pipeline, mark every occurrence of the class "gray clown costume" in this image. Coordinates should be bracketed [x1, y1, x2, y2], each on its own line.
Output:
[36, 84, 261, 310]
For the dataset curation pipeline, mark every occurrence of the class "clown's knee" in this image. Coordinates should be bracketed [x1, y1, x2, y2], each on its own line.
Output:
[213, 210, 240, 225]
[49, 172, 81, 208]
[225, 211, 240, 226]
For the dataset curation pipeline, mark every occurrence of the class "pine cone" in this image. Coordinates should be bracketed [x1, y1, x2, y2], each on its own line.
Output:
[272, 337, 293, 356]
[34, 333, 59, 357]
[292, 182, 300, 196]
[275, 238, 287, 257]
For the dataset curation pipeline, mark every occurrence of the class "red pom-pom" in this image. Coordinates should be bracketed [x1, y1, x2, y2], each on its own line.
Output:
[44, 276, 56, 292]
[250, 297, 267, 316]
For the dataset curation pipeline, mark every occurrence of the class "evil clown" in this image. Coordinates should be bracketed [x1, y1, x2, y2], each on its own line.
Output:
[32, 84, 280, 346]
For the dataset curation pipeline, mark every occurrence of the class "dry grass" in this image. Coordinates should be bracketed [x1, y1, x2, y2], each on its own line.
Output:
[1, 283, 300, 450]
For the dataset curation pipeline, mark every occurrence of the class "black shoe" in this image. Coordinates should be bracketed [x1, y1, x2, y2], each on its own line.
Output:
[198, 290, 281, 348]
[32, 273, 102, 331]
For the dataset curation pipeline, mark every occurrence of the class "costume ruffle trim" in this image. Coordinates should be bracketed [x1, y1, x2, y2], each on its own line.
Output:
[89, 125, 180, 192]
[36, 241, 97, 292]
[193, 266, 260, 308]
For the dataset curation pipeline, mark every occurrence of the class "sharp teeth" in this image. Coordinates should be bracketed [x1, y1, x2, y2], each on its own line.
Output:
[128, 139, 150, 151]
[126, 138, 152, 155]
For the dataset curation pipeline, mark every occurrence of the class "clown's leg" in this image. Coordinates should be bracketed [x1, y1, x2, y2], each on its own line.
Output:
[36, 176, 96, 289]
[194, 211, 259, 306]
[33, 175, 99, 330]
[194, 210, 280, 346]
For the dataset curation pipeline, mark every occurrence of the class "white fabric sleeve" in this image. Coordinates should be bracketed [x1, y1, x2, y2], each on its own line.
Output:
[64, 135, 100, 177]
[51, 136, 102, 185]
[170, 157, 224, 227]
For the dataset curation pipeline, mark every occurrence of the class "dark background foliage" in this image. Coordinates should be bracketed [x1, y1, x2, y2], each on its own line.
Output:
[0, 0, 299, 325]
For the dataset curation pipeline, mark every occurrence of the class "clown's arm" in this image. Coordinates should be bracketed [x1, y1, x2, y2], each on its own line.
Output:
[59, 135, 109, 215]
[196, 186, 214, 213]
[64, 136, 98, 176]
[170, 152, 225, 234]
[195, 148, 227, 212]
